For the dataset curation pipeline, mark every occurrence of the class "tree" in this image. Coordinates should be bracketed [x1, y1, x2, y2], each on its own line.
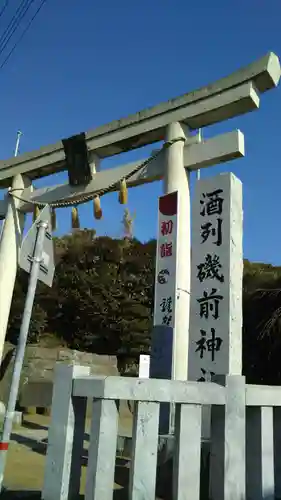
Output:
[45, 235, 154, 358]
[7, 269, 47, 344]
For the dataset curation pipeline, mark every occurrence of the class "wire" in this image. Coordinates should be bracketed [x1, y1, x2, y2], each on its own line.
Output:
[0, 0, 33, 53]
[0, 0, 36, 59]
[0, 0, 10, 20]
[0, 0, 47, 70]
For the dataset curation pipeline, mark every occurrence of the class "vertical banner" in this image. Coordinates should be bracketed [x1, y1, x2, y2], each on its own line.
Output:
[150, 191, 179, 434]
[150, 191, 179, 381]
[189, 172, 243, 384]
[154, 191, 179, 330]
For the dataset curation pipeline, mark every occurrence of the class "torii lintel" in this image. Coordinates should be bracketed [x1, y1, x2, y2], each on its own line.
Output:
[0, 52, 279, 188]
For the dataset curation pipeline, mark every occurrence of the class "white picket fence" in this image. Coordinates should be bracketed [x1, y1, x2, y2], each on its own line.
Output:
[42, 363, 281, 500]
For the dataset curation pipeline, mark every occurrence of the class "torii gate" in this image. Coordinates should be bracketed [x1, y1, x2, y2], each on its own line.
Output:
[0, 52, 280, 379]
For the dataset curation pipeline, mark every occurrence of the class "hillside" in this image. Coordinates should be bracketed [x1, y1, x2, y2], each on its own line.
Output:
[7, 230, 281, 384]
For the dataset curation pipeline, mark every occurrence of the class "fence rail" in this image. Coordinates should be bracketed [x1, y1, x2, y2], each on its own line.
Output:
[42, 363, 281, 500]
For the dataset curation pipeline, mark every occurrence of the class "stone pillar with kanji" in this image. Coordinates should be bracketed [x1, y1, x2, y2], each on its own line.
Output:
[188, 172, 243, 436]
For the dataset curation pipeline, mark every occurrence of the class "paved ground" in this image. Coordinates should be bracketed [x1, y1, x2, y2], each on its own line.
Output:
[4, 414, 52, 493]
[3, 414, 168, 499]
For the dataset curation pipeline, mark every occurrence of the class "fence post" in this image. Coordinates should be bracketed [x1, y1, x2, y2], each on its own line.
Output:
[173, 403, 202, 500]
[129, 401, 160, 500]
[274, 407, 281, 498]
[85, 398, 119, 500]
[42, 363, 90, 500]
[210, 375, 246, 500]
[247, 405, 274, 500]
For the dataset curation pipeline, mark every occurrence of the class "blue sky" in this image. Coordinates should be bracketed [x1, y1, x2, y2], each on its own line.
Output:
[0, 0, 281, 264]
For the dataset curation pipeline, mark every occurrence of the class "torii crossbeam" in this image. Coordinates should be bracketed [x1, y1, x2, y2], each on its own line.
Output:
[0, 52, 280, 376]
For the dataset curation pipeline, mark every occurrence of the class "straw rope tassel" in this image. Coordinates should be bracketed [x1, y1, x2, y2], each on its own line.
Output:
[71, 206, 80, 229]
[33, 205, 40, 222]
[118, 179, 128, 205]
[51, 207, 57, 231]
[93, 196, 102, 220]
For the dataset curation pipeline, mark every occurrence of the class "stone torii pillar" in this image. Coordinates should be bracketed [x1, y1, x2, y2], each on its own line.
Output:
[163, 122, 191, 381]
[0, 52, 280, 377]
[0, 174, 30, 364]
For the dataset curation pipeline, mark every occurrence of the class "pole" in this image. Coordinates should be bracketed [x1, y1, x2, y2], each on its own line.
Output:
[0, 219, 48, 492]
[0, 131, 22, 247]
[196, 129, 202, 181]
[14, 131, 22, 157]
